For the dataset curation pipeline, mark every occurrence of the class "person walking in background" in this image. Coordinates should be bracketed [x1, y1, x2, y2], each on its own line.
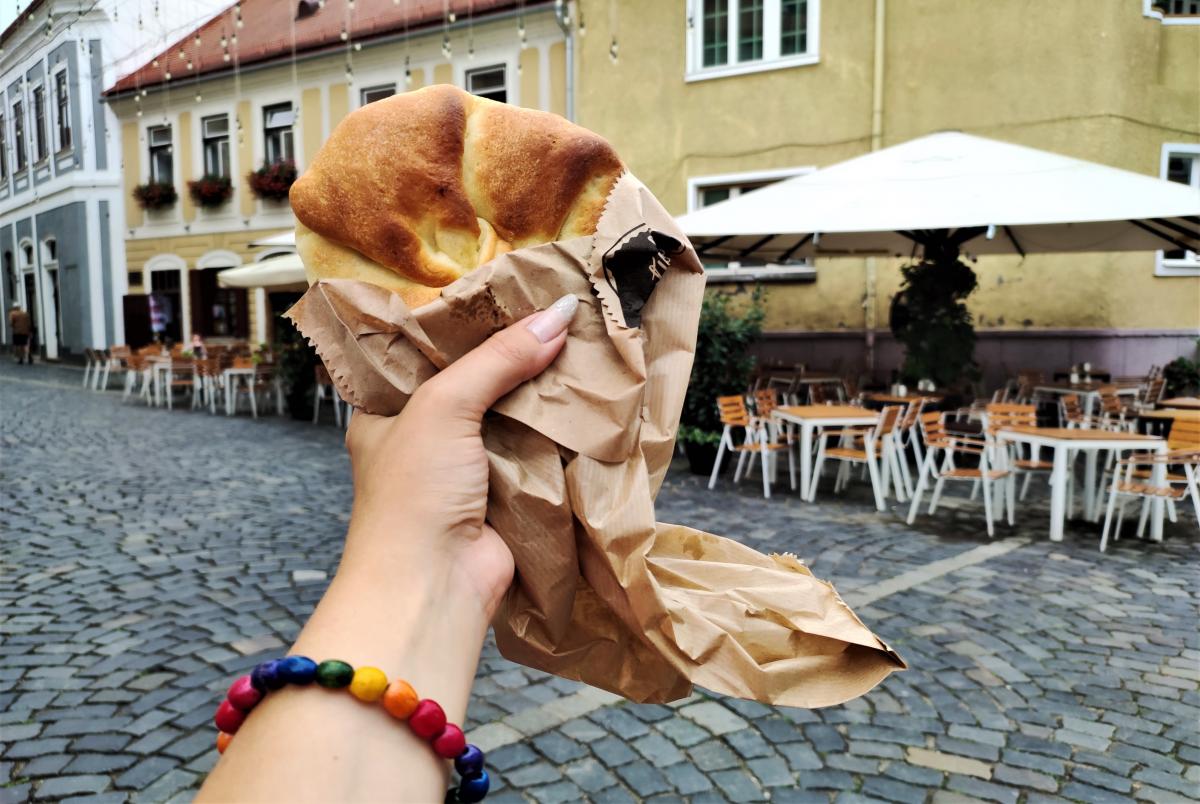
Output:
[9, 303, 32, 364]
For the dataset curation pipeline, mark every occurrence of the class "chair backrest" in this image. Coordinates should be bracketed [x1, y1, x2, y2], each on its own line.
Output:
[985, 402, 1037, 434]
[899, 399, 926, 431]
[232, 356, 256, 370]
[1142, 376, 1166, 405]
[753, 388, 779, 418]
[809, 384, 829, 405]
[1060, 394, 1084, 425]
[716, 395, 750, 427]
[1098, 386, 1123, 417]
[875, 405, 902, 437]
[919, 411, 948, 444]
[1168, 418, 1200, 452]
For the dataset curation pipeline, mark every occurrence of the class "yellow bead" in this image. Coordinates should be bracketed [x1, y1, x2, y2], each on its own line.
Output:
[348, 666, 388, 702]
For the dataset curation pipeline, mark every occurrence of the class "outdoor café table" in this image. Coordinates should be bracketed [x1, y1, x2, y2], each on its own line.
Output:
[1136, 408, 1200, 437]
[772, 405, 879, 504]
[995, 426, 1167, 542]
[1034, 382, 1137, 418]
[1159, 397, 1200, 411]
[223, 366, 283, 417]
[147, 355, 172, 407]
[863, 392, 944, 406]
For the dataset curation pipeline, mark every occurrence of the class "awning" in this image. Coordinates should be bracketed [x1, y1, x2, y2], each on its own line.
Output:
[217, 253, 307, 289]
[676, 132, 1200, 261]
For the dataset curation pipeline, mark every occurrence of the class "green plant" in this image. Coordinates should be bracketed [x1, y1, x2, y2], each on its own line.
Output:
[678, 287, 766, 443]
[889, 245, 980, 388]
[133, 181, 177, 211]
[1164, 355, 1200, 397]
[273, 311, 318, 418]
[187, 174, 233, 208]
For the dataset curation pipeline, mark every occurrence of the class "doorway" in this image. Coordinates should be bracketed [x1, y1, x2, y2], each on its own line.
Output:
[23, 273, 38, 353]
[191, 267, 248, 339]
[149, 268, 183, 344]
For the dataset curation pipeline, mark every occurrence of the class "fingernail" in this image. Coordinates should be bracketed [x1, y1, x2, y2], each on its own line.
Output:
[526, 294, 579, 343]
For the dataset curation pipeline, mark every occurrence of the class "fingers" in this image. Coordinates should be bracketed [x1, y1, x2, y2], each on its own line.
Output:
[416, 294, 579, 423]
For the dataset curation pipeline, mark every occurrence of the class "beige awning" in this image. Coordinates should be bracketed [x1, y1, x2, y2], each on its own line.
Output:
[217, 253, 307, 289]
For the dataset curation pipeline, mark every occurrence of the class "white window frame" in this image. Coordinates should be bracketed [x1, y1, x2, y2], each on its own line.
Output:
[685, 0, 820, 83]
[360, 84, 396, 106]
[262, 102, 296, 165]
[688, 166, 817, 282]
[465, 64, 508, 103]
[201, 113, 231, 178]
[30, 81, 49, 164]
[1156, 143, 1200, 277]
[52, 67, 71, 153]
[1143, 0, 1200, 25]
[11, 98, 27, 173]
[147, 123, 174, 184]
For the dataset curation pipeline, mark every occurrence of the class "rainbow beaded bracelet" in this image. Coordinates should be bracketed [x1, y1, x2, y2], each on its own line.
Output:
[214, 656, 489, 803]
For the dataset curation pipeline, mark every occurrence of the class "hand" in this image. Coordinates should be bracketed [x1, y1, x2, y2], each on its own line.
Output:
[341, 292, 580, 620]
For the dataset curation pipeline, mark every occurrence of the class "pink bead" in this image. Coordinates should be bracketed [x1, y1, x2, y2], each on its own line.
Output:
[227, 676, 263, 712]
[214, 699, 246, 734]
[408, 699, 447, 740]
[432, 723, 466, 759]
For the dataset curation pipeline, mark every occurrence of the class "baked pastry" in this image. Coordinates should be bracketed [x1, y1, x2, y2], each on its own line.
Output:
[290, 84, 625, 308]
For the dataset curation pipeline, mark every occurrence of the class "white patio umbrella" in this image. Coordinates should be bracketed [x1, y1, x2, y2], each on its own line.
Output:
[217, 253, 307, 289]
[676, 132, 1200, 262]
[247, 230, 296, 249]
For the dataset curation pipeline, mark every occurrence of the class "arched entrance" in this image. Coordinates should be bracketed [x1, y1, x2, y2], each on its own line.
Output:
[194, 251, 248, 340]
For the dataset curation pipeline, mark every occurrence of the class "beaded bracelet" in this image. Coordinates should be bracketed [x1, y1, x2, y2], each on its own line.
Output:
[213, 656, 490, 803]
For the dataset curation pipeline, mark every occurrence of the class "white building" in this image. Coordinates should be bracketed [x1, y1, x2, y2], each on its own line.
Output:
[0, 0, 225, 358]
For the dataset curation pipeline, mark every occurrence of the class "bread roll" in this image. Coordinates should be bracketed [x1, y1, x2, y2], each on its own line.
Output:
[290, 84, 625, 308]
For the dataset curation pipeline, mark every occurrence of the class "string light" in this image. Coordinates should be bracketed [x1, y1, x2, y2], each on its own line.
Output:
[609, 37, 618, 63]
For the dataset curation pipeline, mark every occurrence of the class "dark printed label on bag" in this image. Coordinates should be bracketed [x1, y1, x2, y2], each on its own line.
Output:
[601, 225, 686, 328]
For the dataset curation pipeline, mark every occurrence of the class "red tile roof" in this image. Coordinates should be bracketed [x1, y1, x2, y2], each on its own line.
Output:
[107, 0, 538, 97]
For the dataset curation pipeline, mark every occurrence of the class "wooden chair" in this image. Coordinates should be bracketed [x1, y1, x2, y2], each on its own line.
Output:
[1100, 444, 1200, 552]
[984, 403, 1054, 502]
[893, 399, 927, 496]
[164, 358, 196, 411]
[193, 358, 223, 414]
[810, 405, 905, 511]
[708, 394, 795, 499]
[908, 412, 1014, 538]
[313, 364, 348, 427]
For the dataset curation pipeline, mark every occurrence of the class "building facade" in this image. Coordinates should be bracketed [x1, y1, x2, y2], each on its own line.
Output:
[0, 0, 226, 359]
[573, 0, 1200, 384]
[107, 0, 571, 348]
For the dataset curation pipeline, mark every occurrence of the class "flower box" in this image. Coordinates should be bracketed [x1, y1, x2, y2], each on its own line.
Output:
[248, 160, 297, 202]
[187, 175, 234, 209]
[133, 181, 178, 211]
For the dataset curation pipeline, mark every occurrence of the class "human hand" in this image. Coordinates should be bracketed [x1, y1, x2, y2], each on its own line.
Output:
[340, 293, 580, 621]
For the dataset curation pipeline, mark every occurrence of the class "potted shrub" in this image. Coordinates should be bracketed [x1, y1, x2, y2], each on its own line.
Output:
[677, 286, 766, 475]
[273, 311, 318, 419]
[187, 174, 233, 209]
[133, 181, 178, 211]
[248, 159, 297, 202]
[1164, 349, 1200, 397]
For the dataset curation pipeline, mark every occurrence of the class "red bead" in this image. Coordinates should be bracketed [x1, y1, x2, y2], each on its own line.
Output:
[214, 699, 246, 734]
[227, 675, 263, 711]
[432, 723, 466, 758]
[408, 699, 446, 740]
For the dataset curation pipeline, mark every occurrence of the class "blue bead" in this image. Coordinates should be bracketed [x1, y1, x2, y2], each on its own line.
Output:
[277, 655, 318, 685]
[454, 745, 484, 778]
[458, 771, 489, 803]
[251, 659, 286, 692]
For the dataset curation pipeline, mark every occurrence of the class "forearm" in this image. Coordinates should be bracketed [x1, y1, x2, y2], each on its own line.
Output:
[198, 532, 491, 803]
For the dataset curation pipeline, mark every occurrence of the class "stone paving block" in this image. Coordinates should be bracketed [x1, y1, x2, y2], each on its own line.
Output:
[662, 762, 713, 795]
[1059, 782, 1131, 803]
[778, 741, 824, 772]
[531, 731, 586, 765]
[1132, 768, 1198, 797]
[69, 734, 132, 753]
[504, 760, 562, 787]
[797, 768, 856, 791]
[944, 774, 1019, 804]
[137, 769, 198, 803]
[948, 724, 1006, 747]
[936, 736, 1001, 762]
[993, 763, 1057, 792]
[725, 727, 774, 759]
[687, 740, 739, 772]
[589, 707, 651, 739]
[746, 756, 794, 788]
[563, 758, 616, 794]
[676, 701, 748, 735]
[861, 774, 927, 804]
[906, 747, 992, 780]
[20, 753, 72, 776]
[630, 732, 684, 766]
[710, 769, 767, 801]
[614, 760, 671, 797]
[592, 736, 638, 768]
[998, 748, 1064, 776]
[591, 785, 638, 803]
[804, 723, 847, 753]
[60, 793, 131, 804]
[882, 761, 943, 787]
[62, 754, 137, 774]
[4, 738, 70, 759]
[529, 779, 584, 803]
[654, 716, 710, 748]
[32, 774, 110, 800]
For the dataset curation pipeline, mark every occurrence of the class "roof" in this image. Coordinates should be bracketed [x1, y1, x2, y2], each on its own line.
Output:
[1, 0, 49, 50]
[107, 0, 532, 97]
[676, 131, 1200, 260]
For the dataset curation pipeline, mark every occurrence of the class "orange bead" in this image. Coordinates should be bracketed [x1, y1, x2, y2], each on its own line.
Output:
[382, 679, 419, 720]
[216, 731, 233, 754]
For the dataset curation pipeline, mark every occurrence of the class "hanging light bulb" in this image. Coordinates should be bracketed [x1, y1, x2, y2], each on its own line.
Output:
[345, 64, 354, 83]
[353, 42, 362, 51]
[340, 27, 348, 41]
[179, 49, 186, 59]
[220, 35, 227, 47]
[152, 58, 158, 67]
[165, 70, 172, 80]
[194, 34, 201, 46]
[609, 36, 618, 63]
[578, 11, 586, 36]
[448, 11, 456, 22]
[231, 34, 238, 45]
[468, 42, 474, 59]
[195, 91, 202, 103]
[404, 56, 412, 87]
[442, 34, 451, 59]
[223, 52, 231, 62]
[136, 108, 143, 117]
[186, 61, 193, 70]
[141, 88, 148, 97]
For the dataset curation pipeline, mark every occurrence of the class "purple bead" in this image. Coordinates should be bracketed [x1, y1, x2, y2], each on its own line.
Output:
[457, 770, 489, 803]
[277, 655, 318, 685]
[250, 659, 285, 692]
[454, 745, 484, 778]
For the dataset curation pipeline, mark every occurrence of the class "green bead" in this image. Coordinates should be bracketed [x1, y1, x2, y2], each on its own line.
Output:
[315, 660, 354, 688]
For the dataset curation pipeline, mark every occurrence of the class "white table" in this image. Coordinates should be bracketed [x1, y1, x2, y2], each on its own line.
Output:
[996, 426, 1167, 542]
[146, 356, 172, 407]
[1035, 383, 1139, 419]
[773, 405, 879, 505]
[223, 367, 283, 418]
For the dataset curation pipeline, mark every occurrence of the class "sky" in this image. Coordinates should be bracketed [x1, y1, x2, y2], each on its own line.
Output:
[0, 0, 23, 32]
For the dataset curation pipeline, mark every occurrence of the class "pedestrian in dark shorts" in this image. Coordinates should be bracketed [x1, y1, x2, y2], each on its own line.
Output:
[9, 303, 32, 364]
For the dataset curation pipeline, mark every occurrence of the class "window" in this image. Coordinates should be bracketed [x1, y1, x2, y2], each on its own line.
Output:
[202, 114, 230, 178]
[689, 0, 819, 81]
[1152, 1, 1200, 15]
[32, 86, 48, 162]
[361, 84, 396, 105]
[1157, 144, 1200, 276]
[0, 114, 7, 180]
[13, 101, 26, 171]
[54, 70, 70, 151]
[148, 125, 173, 183]
[688, 167, 816, 281]
[466, 66, 507, 103]
[263, 102, 295, 164]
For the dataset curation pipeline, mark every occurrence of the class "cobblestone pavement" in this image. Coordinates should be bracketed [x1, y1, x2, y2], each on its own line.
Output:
[2, 361, 1198, 803]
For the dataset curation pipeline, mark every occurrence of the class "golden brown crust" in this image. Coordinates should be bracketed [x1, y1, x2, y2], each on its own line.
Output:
[290, 84, 623, 306]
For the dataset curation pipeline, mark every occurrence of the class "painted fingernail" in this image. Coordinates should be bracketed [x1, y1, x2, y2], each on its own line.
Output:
[526, 294, 579, 343]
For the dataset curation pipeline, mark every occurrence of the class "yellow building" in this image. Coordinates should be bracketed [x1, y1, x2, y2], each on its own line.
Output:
[574, 0, 1200, 383]
[106, 0, 569, 346]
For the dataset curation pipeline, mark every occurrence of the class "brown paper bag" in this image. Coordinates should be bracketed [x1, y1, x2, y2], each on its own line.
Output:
[288, 173, 904, 707]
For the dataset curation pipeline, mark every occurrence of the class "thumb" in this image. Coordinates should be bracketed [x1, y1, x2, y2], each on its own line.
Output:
[415, 293, 579, 424]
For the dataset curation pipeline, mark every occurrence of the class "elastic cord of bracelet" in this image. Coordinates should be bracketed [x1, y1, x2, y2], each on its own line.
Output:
[213, 656, 490, 803]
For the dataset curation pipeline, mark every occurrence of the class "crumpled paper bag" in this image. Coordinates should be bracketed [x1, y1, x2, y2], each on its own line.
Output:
[287, 173, 904, 707]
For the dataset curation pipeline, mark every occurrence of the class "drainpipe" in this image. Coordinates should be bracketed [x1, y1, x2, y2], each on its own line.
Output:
[864, 0, 886, 377]
[555, 0, 575, 121]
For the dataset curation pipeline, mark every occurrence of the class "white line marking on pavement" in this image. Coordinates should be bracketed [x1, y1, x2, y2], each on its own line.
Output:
[474, 685, 624, 752]
[842, 538, 1031, 609]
